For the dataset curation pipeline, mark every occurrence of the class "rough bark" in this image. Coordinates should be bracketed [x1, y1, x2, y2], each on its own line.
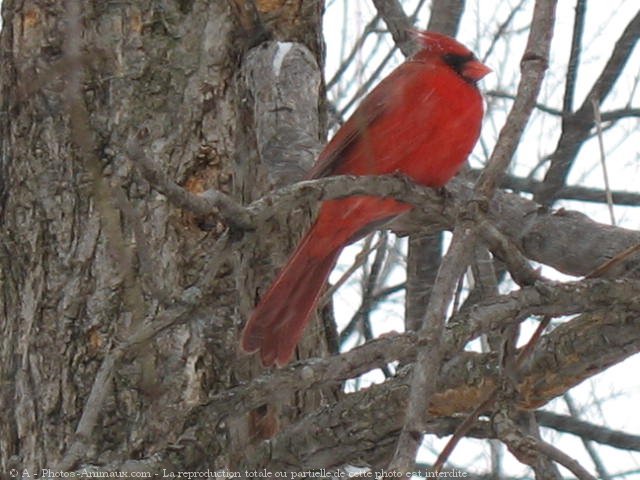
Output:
[0, 0, 325, 473]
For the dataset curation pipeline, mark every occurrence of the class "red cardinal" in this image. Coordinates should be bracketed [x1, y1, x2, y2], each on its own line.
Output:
[241, 31, 490, 366]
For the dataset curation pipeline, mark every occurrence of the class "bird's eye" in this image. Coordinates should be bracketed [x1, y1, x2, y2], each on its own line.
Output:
[442, 53, 475, 73]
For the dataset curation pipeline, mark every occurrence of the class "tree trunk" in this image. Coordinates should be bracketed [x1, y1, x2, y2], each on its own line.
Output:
[0, 0, 326, 473]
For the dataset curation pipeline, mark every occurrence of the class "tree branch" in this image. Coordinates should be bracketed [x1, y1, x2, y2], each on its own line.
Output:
[390, 221, 477, 472]
[471, 169, 640, 206]
[476, 0, 557, 198]
[83, 299, 640, 473]
[370, 0, 416, 57]
[494, 408, 596, 480]
[118, 156, 640, 287]
[534, 438, 597, 480]
[242, 306, 640, 470]
[190, 276, 640, 427]
[536, 9, 640, 205]
[126, 135, 253, 230]
[537, 410, 640, 451]
[562, 0, 587, 113]
[426, 0, 465, 37]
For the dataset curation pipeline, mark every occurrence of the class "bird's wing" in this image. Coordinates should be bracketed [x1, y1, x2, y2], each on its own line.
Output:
[306, 62, 428, 179]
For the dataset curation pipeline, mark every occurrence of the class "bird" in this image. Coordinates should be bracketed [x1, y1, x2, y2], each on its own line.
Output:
[241, 31, 491, 366]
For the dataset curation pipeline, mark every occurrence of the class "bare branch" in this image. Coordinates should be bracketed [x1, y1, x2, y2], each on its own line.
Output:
[354, 233, 390, 353]
[321, 235, 378, 309]
[72, 294, 640, 474]
[537, 9, 640, 205]
[534, 438, 597, 480]
[203, 332, 417, 420]
[474, 169, 640, 206]
[326, 14, 382, 90]
[600, 107, 640, 122]
[126, 136, 253, 230]
[423, 176, 640, 279]
[370, 0, 416, 57]
[115, 157, 640, 284]
[481, 0, 528, 64]
[563, 394, 612, 480]
[198, 276, 640, 426]
[475, 214, 540, 286]
[486, 89, 563, 116]
[390, 222, 477, 472]
[537, 410, 640, 452]
[563, 0, 587, 113]
[586, 242, 640, 279]
[591, 99, 616, 225]
[427, 0, 465, 36]
[247, 172, 640, 282]
[241, 304, 640, 470]
[476, 0, 557, 198]
[339, 282, 406, 343]
[248, 174, 441, 221]
[488, 90, 640, 122]
[338, 45, 399, 117]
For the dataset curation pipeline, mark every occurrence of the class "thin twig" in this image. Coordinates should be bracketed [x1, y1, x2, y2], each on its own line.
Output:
[534, 438, 597, 480]
[481, 0, 528, 64]
[563, 0, 587, 113]
[338, 45, 399, 117]
[370, 0, 416, 57]
[339, 282, 406, 343]
[470, 168, 640, 206]
[432, 388, 499, 473]
[126, 134, 253, 230]
[327, 13, 381, 90]
[537, 9, 640, 205]
[320, 234, 378, 307]
[476, 0, 557, 198]
[585, 242, 640, 279]
[591, 98, 616, 225]
[486, 89, 564, 116]
[475, 215, 540, 286]
[359, 234, 395, 377]
[494, 407, 597, 478]
[563, 394, 612, 480]
[536, 410, 640, 451]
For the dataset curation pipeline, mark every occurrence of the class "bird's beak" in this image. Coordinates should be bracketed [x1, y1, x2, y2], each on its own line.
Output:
[463, 60, 492, 82]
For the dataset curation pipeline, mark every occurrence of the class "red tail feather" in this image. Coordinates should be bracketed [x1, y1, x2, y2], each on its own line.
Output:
[241, 225, 340, 366]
